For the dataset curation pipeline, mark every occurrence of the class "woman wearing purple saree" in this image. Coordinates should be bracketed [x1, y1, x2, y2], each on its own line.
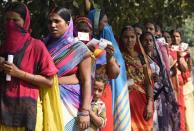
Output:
[44, 7, 92, 130]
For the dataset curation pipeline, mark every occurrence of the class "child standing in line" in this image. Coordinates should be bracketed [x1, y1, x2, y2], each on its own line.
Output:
[87, 74, 107, 131]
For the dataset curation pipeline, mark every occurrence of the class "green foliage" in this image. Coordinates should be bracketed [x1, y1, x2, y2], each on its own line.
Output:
[1, 0, 194, 41]
[91, 0, 194, 35]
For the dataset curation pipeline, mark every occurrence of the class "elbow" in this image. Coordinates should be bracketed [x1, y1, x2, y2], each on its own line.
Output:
[108, 68, 120, 79]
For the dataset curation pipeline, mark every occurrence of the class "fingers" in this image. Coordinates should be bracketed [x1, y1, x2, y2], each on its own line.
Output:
[144, 111, 153, 121]
[106, 44, 114, 52]
[88, 45, 96, 52]
[106, 45, 115, 58]
[79, 121, 89, 130]
[78, 116, 90, 130]
[2, 62, 12, 73]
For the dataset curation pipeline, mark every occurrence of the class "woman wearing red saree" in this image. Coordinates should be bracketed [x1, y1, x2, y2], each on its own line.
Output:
[120, 26, 154, 131]
[0, 2, 58, 130]
[171, 29, 194, 131]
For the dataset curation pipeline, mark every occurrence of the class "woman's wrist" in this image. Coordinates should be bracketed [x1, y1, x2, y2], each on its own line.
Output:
[78, 110, 89, 116]
[147, 96, 153, 103]
[107, 57, 116, 65]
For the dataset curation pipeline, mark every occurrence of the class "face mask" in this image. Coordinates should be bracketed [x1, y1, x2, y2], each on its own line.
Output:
[5, 20, 25, 35]
[4, 20, 30, 53]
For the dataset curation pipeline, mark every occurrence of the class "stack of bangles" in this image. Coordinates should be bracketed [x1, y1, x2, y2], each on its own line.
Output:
[78, 109, 90, 116]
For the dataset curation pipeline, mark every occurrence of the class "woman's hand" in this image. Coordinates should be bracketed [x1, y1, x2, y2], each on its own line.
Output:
[87, 44, 96, 52]
[2, 61, 21, 77]
[78, 115, 90, 130]
[143, 100, 153, 121]
[0, 57, 5, 71]
[105, 44, 114, 60]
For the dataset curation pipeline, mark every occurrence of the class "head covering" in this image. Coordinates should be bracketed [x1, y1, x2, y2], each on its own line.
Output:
[88, 8, 106, 37]
[120, 25, 152, 86]
[45, 18, 74, 51]
[73, 16, 93, 41]
[1, 3, 31, 54]
[45, 18, 89, 77]
[74, 16, 92, 31]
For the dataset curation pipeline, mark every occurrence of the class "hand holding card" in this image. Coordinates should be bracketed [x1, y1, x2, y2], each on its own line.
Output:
[99, 38, 112, 49]
[78, 32, 90, 41]
[6, 55, 14, 81]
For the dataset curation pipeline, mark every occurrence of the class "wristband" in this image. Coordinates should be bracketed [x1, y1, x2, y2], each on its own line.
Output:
[78, 111, 89, 116]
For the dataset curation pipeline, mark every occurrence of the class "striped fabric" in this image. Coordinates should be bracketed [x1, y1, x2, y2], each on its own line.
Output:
[100, 25, 131, 131]
[45, 19, 89, 77]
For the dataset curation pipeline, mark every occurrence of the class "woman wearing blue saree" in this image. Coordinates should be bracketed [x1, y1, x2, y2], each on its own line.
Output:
[88, 8, 131, 131]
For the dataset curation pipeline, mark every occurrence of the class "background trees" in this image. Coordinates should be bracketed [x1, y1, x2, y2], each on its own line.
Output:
[1, 0, 194, 46]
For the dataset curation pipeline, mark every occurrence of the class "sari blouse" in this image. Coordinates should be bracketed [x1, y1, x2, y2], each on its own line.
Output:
[123, 53, 145, 85]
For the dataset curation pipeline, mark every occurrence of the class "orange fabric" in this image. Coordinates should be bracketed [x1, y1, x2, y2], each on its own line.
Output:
[129, 86, 153, 131]
[178, 74, 186, 131]
[101, 84, 114, 131]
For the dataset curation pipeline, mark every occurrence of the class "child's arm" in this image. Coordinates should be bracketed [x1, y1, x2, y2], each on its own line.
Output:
[89, 103, 106, 128]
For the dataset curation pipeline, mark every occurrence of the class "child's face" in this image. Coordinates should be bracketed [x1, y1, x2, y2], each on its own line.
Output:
[93, 81, 105, 101]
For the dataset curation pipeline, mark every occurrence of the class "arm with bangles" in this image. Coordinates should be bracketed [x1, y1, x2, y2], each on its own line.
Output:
[143, 64, 153, 121]
[1, 61, 53, 87]
[78, 53, 92, 130]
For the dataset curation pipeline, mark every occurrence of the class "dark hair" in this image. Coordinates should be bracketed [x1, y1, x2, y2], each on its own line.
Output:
[5, 2, 26, 21]
[120, 25, 135, 37]
[170, 29, 183, 38]
[133, 23, 144, 30]
[144, 22, 156, 31]
[50, 7, 71, 22]
[140, 31, 154, 44]
[155, 25, 161, 32]
[95, 73, 108, 86]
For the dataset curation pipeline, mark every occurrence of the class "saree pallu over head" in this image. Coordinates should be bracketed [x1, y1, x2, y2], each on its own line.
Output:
[100, 25, 131, 131]
[0, 3, 58, 130]
[45, 19, 90, 77]
[0, 3, 30, 54]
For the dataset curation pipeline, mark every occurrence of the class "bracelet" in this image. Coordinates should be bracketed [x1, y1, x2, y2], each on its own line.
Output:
[147, 96, 154, 101]
[78, 111, 89, 116]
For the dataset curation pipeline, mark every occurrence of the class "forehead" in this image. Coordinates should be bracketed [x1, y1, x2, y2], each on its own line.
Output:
[145, 34, 153, 39]
[173, 32, 181, 36]
[123, 30, 136, 36]
[94, 81, 105, 88]
[163, 32, 170, 37]
[6, 11, 22, 19]
[100, 14, 108, 22]
[135, 27, 142, 32]
[146, 23, 155, 28]
[49, 13, 63, 20]
[77, 22, 91, 30]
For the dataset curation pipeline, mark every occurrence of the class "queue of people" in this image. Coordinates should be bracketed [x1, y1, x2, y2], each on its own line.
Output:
[0, 1, 194, 131]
